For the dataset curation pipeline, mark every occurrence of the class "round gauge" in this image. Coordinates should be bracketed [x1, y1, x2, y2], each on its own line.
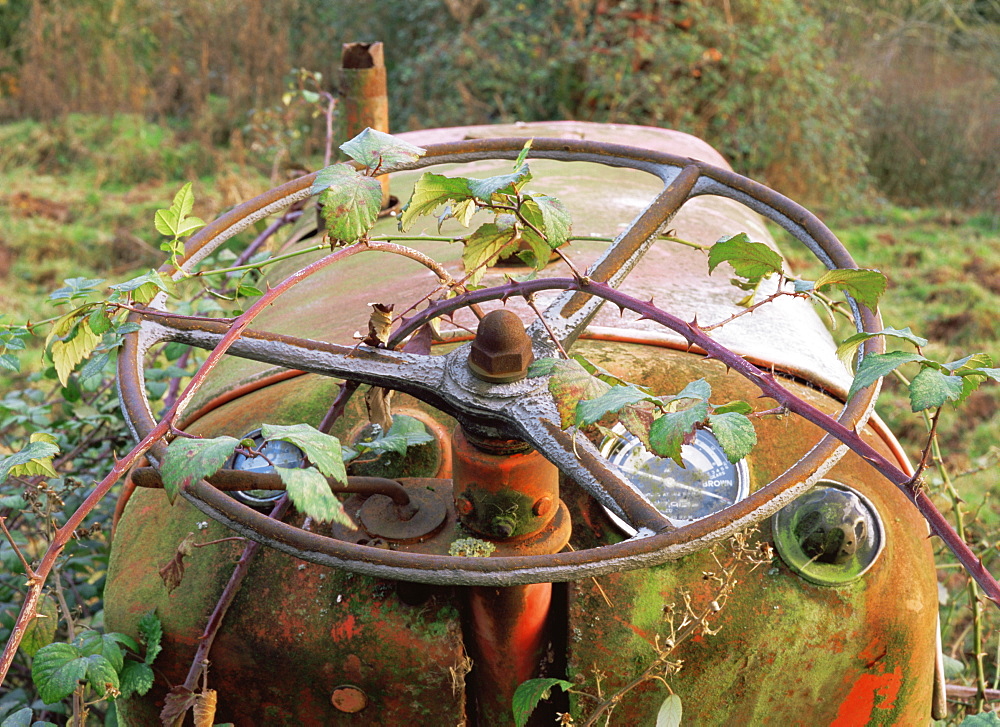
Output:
[600, 426, 750, 535]
[227, 430, 305, 507]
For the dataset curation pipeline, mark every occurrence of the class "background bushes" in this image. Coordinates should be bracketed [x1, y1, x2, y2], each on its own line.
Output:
[0, 0, 997, 209]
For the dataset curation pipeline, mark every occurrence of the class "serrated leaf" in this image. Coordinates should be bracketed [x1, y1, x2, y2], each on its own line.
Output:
[943, 352, 993, 373]
[545, 359, 612, 428]
[522, 194, 571, 249]
[20, 597, 58, 658]
[511, 678, 573, 727]
[527, 358, 559, 377]
[160, 436, 240, 504]
[942, 654, 966, 679]
[171, 182, 196, 222]
[468, 164, 531, 201]
[138, 610, 162, 665]
[847, 351, 926, 400]
[656, 693, 683, 727]
[576, 385, 653, 427]
[339, 128, 425, 172]
[87, 307, 112, 335]
[0, 353, 19, 373]
[316, 165, 382, 244]
[193, 688, 217, 727]
[84, 654, 119, 698]
[154, 208, 179, 238]
[76, 630, 125, 671]
[814, 269, 887, 311]
[708, 233, 783, 287]
[154, 183, 197, 238]
[835, 327, 928, 370]
[909, 366, 964, 412]
[668, 379, 712, 404]
[261, 424, 347, 484]
[275, 466, 352, 526]
[708, 412, 757, 463]
[175, 216, 206, 237]
[620, 401, 658, 450]
[8, 433, 59, 479]
[118, 660, 154, 699]
[160, 687, 198, 726]
[159, 533, 194, 593]
[462, 221, 519, 283]
[0, 440, 60, 482]
[51, 320, 100, 387]
[31, 642, 88, 704]
[513, 139, 533, 169]
[648, 400, 710, 466]
[109, 270, 174, 306]
[399, 172, 474, 231]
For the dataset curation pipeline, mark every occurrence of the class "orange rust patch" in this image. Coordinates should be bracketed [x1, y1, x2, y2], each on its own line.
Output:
[329, 613, 361, 643]
[830, 667, 903, 725]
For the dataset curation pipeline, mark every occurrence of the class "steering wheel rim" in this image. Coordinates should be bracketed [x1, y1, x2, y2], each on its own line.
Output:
[118, 137, 884, 586]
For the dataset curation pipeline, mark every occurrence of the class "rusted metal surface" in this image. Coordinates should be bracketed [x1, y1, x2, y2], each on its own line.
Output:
[341, 42, 390, 207]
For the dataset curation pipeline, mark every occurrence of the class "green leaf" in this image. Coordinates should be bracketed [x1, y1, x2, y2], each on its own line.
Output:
[51, 320, 100, 387]
[8, 432, 59, 479]
[0, 708, 33, 727]
[656, 693, 683, 727]
[0, 353, 19, 373]
[708, 412, 757, 463]
[958, 712, 1000, 726]
[462, 220, 520, 283]
[620, 401, 658, 450]
[943, 352, 993, 373]
[154, 183, 201, 238]
[847, 351, 926, 400]
[20, 597, 58, 659]
[261, 423, 347, 484]
[712, 400, 753, 415]
[835, 326, 928, 369]
[275, 466, 352, 526]
[109, 270, 174, 306]
[399, 172, 474, 231]
[909, 366, 964, 412]
[513, 139, 533, 169]
[707, 233, 783, 292]
[669, 378, 712, 403]
[0, 439, 60, 483]
[138, 610, 162, 666]
[648, 399, 710, 466]
[576, 385, 653, 427]
[31, 642, 88, 704]
[814, 268, 887, 311]
[545, 358, 612, 428]
[527, 358, 559, 377]
[160, 436, 240, 504]
[84, 654, 120, 698]
[357, 415, 434, 456]
[468, 164, 531, 201]
[76, 630, 125, 671]
[511, 678, 573, 727]
[118, 660, 154, 699]
[339, 128, 425, 172]
[316, 165, 382, 244]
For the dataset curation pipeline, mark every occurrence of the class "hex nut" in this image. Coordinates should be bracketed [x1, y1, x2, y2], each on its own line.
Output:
[468, 309, 534, 383]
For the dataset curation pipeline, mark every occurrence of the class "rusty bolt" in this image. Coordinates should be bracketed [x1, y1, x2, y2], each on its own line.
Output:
[532, 496, 553, 518]
[456, 496, 474, 516]
[331, 685, 368, 713]
[467, 309, 534, 383]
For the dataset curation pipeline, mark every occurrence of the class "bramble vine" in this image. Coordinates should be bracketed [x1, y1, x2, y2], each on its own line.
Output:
[0, 127, 998, 725]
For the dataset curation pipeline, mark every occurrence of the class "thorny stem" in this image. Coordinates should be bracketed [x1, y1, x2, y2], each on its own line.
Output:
[698, 289, 805, 332]
[390, 277, 1000, 604]
[525, 294, 568, 359]
[912, 407, 942, 482]
[0, 245, 360, 688]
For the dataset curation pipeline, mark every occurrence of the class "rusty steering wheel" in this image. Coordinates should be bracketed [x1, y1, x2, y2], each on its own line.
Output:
[118, 138, 884, 586]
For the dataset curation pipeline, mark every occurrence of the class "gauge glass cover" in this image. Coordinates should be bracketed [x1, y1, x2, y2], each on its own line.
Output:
[228, 431, 305, 506]
[600, 427, 749, 535]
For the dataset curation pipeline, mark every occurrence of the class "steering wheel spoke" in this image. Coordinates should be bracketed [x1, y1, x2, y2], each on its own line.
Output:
[528, 164, 701, 349]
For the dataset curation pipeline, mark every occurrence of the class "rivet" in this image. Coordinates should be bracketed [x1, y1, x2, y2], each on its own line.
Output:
[533, 496, 553, 517]
[331, 685, 368, 713]
[456, 496, 474, 516]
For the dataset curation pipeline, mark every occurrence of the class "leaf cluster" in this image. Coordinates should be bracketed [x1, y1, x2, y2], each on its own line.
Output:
[398, 140, 572, 282]
[529, 356, 757, 466]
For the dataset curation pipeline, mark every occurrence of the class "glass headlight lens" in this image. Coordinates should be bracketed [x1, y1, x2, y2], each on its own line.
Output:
[227, 429, 305, 507]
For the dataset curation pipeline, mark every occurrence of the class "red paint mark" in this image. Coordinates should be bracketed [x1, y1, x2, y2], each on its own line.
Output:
[830, 667, 903, 726]
[329, 613, 361, 643]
